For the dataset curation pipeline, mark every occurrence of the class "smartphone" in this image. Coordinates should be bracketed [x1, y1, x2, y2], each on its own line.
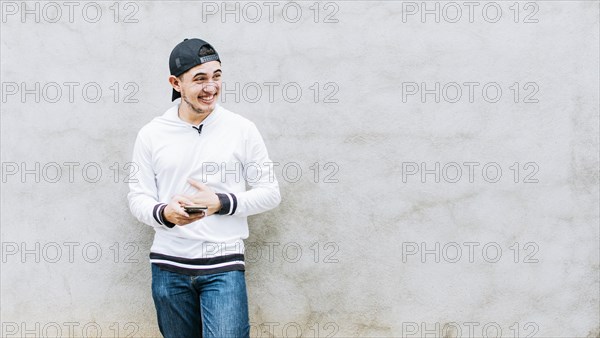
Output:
[183, 205, 208, 214]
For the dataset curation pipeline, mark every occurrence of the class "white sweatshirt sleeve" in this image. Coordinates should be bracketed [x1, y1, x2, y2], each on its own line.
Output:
[217, 123, 281, 217]
[127, 132, 172, 229]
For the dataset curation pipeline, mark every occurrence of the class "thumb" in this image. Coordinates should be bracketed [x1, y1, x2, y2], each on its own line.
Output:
[187, 178, 208, 191]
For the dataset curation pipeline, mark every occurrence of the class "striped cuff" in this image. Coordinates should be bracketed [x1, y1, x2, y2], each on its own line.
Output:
[153, 203, 176, 228]
[216, 193, 238, 215]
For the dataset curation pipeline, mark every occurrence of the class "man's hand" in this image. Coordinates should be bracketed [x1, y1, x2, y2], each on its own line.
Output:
[163, 194, 206, 226]
[187, 178, 221, 216]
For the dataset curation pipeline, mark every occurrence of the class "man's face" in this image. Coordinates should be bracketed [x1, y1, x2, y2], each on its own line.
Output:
[175, 61, 222, 115]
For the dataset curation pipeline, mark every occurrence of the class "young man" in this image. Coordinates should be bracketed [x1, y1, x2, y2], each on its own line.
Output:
[128, 38, 281, 338]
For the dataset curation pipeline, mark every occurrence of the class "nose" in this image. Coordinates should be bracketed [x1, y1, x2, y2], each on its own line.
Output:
[203, 82, 218, 94]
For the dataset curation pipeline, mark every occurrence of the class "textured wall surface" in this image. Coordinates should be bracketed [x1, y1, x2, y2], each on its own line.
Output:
[1, 1, 599, 337]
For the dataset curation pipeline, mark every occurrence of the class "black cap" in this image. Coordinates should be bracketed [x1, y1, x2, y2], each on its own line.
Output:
[169, 38, 221, 101]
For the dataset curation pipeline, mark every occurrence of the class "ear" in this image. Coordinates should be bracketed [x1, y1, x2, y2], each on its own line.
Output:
[168, 75, 181, 92]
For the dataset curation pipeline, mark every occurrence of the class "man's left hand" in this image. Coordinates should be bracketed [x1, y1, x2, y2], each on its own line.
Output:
[187, 178, 222, 216]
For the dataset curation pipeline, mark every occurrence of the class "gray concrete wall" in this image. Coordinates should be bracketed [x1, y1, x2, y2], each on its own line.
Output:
[1, 1, 598, 337]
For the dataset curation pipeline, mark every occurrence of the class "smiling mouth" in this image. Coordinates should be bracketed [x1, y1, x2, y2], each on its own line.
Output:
[199, 95, 215, 104]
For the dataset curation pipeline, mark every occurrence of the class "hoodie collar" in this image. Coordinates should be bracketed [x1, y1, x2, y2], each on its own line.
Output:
[165, 103, 222, 127]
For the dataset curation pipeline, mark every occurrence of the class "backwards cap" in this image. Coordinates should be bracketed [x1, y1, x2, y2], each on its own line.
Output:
[169, 38, 220, 101]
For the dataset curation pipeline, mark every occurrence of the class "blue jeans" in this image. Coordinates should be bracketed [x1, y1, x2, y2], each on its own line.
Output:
[151, 264, 250, 338]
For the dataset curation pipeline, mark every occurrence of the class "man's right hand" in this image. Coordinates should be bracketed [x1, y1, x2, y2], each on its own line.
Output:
[163, 195, 206, 226]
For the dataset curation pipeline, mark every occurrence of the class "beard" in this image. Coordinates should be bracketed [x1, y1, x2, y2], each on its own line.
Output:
[181, 89, 216, 115]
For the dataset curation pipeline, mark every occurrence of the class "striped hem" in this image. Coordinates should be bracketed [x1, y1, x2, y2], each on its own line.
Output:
[149, 252, 245, 276]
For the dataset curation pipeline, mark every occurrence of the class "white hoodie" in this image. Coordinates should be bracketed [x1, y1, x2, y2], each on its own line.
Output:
[128, 103, 281, 275]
